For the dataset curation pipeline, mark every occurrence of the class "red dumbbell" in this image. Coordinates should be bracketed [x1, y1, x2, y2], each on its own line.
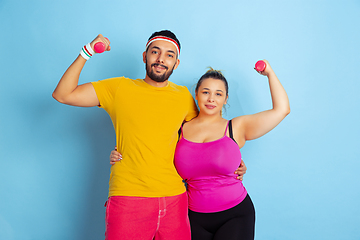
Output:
[94, 37, 109, 53]
[255, 60, 266, 72]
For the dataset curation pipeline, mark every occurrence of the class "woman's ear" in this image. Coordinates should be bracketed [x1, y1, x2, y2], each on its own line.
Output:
[224, 95, 228, 105]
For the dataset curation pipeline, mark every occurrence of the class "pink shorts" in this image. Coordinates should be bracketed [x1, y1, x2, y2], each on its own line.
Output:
[105, 192, 190, 240]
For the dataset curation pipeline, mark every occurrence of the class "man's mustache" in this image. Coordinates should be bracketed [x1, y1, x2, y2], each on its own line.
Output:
[151, 63, 168, 70]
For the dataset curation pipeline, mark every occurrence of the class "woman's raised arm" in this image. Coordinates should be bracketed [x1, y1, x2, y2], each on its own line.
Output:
[233, 60, 290, 141]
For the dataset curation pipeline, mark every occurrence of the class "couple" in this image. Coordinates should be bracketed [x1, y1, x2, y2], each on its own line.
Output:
[53, 30, 290, 240]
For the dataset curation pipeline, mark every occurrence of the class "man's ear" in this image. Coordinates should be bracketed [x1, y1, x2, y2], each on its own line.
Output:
[143, 51, 146, 63]
[173, 58, 180, 70]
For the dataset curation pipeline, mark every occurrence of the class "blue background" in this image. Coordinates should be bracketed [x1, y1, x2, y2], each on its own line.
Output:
[1, 0, 359, 239]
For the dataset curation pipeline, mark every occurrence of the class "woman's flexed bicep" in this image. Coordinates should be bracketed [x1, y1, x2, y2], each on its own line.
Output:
[233, 109, 288, 141]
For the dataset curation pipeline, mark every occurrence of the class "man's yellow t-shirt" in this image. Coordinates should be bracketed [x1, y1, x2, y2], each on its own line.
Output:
[92, 77, 198, 197]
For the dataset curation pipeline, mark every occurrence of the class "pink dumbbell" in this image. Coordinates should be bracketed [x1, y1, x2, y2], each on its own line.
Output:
[94, 37, 109, 53]
[255, 60, 266, 72]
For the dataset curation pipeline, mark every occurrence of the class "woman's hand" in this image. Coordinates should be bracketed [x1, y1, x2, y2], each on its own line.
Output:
[255, 59, 273, 76]
[110, 146, 122, 165]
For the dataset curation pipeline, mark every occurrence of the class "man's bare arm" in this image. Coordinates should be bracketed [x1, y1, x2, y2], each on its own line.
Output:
[52, 34, 110, 107]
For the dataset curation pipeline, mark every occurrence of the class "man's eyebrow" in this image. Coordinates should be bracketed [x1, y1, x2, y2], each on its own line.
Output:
[150, 46, 161, 51]
[150, 46, 176, 55]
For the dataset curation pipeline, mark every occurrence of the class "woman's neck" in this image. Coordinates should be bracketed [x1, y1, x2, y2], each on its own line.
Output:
[195, 111, 224, 123]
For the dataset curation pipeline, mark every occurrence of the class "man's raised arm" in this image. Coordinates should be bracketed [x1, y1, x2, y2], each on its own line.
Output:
[52, 34, 110, 107]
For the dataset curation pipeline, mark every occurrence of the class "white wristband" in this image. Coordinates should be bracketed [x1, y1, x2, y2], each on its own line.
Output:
[85, 43, 95, 55]
[79, 43, 95, 61]
[80, 48, 90, 60]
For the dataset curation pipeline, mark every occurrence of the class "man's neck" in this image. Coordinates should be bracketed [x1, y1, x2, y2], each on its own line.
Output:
[143, 76, 168, 88]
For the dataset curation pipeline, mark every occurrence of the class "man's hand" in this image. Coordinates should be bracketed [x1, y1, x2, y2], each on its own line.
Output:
[90, 34, 111, 53]
[234, 159, 247, 181]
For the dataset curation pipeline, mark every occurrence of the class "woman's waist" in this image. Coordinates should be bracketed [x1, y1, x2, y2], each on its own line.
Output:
[186, 175, 241, 190]
[186, 178, 247, 212]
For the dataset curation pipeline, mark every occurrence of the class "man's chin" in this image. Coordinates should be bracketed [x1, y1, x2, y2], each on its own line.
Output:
[151, 77, 167, 83]
[146, 64, 174, 83]
[148, 72, 168, 82]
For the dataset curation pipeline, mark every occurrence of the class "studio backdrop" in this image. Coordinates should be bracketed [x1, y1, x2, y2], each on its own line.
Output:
[0, 0, 359, 239]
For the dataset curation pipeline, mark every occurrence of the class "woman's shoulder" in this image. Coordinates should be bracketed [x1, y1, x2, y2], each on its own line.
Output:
[231, 115, 247, 125]
[182, 117, 197, 128]
[230, 116, 249, 134]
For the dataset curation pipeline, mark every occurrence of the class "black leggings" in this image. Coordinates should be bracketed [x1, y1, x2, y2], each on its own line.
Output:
[188, 194, 255, 240]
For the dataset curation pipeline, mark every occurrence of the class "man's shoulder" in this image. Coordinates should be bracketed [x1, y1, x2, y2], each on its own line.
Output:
[93, 76, 139, 87]
[100, 76, 134, 83]
[168, 81, 190, 93]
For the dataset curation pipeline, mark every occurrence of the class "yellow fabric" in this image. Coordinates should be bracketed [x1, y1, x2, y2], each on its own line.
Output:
[91, 77, 198, 197]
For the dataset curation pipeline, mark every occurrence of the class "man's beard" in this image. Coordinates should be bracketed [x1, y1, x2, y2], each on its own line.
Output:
[146, 61, 175, 82]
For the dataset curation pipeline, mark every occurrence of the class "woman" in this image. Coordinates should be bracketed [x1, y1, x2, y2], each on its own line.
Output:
[110, 60, 290, 239]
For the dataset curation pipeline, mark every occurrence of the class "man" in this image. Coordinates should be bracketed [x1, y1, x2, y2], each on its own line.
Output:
[53, 30, 246, 240]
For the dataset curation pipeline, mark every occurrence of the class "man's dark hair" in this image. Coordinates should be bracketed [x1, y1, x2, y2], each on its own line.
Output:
[148, 30, 181, 52]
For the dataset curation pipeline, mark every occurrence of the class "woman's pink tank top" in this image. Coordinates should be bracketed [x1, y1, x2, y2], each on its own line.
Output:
[174, 120, 247, 213]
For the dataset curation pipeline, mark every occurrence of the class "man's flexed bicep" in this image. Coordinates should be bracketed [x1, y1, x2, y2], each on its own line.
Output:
[52, 56, 100, 107]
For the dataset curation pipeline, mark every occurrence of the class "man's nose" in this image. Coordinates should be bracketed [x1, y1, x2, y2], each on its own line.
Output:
[156, 53, 165, 63]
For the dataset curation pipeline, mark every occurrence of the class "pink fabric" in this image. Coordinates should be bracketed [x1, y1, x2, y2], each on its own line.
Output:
[174, 121, 247, 213]
[105, 192, 190, 240]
